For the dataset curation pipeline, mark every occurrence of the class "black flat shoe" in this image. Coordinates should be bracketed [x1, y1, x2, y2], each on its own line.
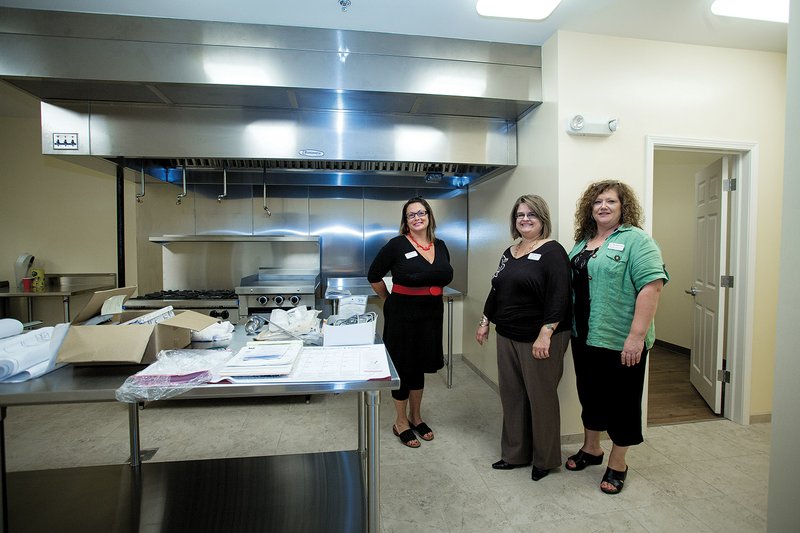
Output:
[492, 459, 530, 470]
[531, 466, 550, 481]
[565, 450, 604, 471]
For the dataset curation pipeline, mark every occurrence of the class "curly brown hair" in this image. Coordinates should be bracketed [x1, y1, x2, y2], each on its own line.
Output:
[573, 180, 643, 242]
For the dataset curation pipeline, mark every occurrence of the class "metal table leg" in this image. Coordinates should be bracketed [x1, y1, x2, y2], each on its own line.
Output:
[62, 296, 70, 322]
[446, 296, 453, 389]
[1, 406, 8, 533]
[364, 390, 380, 533]
[358, 391, 366, 454]
[128, 402, 142, 467]
[26, 298, 33, 324]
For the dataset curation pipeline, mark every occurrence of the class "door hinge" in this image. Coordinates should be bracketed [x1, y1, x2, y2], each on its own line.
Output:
[717, 369, 731, 383]
[723, 178, 737, 192]
[721, 275, 734, 288]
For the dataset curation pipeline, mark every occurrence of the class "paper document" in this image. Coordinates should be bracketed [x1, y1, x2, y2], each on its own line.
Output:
[290, 344, 391, 381]
[100, 294, 128, 315]
[217, 341, 302, 378]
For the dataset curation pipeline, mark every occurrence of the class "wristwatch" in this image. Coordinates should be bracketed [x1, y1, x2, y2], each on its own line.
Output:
[544, 324, 555, 331]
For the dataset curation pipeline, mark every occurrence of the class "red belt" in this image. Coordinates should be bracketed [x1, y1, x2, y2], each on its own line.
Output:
[391, 284, 443, 296]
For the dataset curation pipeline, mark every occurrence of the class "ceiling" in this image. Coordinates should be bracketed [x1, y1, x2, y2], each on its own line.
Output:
[0, 0, 788, 52]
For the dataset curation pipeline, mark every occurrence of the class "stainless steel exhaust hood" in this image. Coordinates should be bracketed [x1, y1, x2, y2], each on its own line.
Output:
[0, 7, 543, 188]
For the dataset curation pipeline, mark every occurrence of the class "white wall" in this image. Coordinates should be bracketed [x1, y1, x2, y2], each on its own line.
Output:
[767, 0, 799, 529]
[464, 31, 786, 436]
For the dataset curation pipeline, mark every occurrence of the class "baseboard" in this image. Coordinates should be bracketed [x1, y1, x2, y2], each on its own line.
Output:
[654, 339, 690, 355]
[749, 413, 771, 424]
[460, 354, 499, 394]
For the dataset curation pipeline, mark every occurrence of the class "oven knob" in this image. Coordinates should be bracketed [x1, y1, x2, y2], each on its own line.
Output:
[289, 295, 301, 306]
[210, 310, 220, 318]
[257, 296, 269, 305]
[220, 310, 229, 319]
[273, 295, 284, 306]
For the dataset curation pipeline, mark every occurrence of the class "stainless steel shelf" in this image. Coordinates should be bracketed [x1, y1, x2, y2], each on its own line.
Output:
[8, 452, 365, 533]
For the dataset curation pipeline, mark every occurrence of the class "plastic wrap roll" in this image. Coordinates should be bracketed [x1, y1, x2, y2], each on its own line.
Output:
[0, 319, 24, 340]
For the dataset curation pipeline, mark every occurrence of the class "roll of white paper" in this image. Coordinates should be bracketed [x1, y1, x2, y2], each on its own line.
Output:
[0, 319, 23, 340]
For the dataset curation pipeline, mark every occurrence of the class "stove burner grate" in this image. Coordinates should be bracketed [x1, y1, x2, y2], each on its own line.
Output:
[141, 289, 237, 300]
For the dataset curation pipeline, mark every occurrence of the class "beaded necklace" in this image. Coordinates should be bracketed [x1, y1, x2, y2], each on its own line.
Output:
[408, 234, 433, 251]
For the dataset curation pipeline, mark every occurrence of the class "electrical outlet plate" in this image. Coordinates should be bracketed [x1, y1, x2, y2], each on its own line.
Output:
[53, 133, 79, 150]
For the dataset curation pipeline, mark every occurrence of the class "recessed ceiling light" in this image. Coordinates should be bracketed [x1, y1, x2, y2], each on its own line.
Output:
[476, 0, 563, 21]
[711, 0, 789, 23]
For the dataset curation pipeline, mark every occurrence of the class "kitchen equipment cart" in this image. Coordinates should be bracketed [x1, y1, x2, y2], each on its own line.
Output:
[0, 330, 399, 533]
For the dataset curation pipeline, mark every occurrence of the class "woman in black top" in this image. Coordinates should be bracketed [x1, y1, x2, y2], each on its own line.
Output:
[476, 195, 571, 480]
[368, 197, 454, 448]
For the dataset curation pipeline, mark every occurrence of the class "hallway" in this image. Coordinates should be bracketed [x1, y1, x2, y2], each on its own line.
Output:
[648, 344, 720, 426]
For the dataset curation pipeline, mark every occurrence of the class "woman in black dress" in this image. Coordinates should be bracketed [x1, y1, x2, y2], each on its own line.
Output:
[368, 197, 454, 448]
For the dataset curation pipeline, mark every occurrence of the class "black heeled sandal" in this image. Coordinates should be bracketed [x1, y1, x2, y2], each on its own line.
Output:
[565, 450, 604, 471]
[600, 466, 628, 494]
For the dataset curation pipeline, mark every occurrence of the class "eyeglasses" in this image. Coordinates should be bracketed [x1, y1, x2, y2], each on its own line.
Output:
[406, 210, 428, 220]
[515, 212, 538, 220]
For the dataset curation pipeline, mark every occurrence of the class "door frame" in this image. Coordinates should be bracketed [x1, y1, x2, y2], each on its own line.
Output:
[645, 135, 758, 425]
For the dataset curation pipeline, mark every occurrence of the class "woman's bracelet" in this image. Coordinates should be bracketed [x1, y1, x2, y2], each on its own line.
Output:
[478, 317, 489, 327]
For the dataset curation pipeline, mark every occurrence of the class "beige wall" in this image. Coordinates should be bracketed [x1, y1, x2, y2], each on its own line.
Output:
[0, 83, 138, 324]
[652, 150, 720, 349]
[768, 0, 798, 527]
[464, 31, 786, 434]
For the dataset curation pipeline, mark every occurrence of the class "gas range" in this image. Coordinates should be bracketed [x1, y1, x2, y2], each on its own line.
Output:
[124, 289, 239, 322]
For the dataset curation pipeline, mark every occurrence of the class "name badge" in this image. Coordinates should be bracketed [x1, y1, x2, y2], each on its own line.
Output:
[405, 251, 419, 259]
[527, 253, 541, 261]
[608, 242, 625, 251]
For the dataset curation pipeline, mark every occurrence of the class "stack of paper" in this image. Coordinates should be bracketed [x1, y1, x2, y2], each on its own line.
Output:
[216, 341, 303, 382]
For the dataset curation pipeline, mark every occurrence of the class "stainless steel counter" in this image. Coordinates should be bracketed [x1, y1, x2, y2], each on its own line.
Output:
[0, 328, 398, 533]
[325, 277, 461, 388]
[0, 273, 117, 323]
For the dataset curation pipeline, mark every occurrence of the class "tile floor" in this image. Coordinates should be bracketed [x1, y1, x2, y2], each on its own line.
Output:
[5, 357, 769, 532]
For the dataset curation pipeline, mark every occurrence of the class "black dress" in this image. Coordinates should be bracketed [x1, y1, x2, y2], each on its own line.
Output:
[367, 235, 454, 393]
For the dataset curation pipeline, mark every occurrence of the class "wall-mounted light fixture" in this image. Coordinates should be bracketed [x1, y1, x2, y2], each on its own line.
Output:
[566, 114, 618, 137]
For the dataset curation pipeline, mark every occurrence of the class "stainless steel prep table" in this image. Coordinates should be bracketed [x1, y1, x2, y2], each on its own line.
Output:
[0, 330, 399, 533]
[0, 273, 116, 323]
[325, 276, 461, 388]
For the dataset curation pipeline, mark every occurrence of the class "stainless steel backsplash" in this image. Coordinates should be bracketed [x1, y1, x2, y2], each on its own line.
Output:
[136, 182, 467, 294]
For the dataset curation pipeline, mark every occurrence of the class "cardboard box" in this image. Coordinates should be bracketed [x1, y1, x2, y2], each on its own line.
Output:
[57, 286, 219, 364]
[322, 315, 376, 346]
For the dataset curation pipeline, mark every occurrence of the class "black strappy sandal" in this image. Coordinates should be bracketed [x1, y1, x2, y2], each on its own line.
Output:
[565, 450, 604, 471]
[600, 466, 628, 494]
